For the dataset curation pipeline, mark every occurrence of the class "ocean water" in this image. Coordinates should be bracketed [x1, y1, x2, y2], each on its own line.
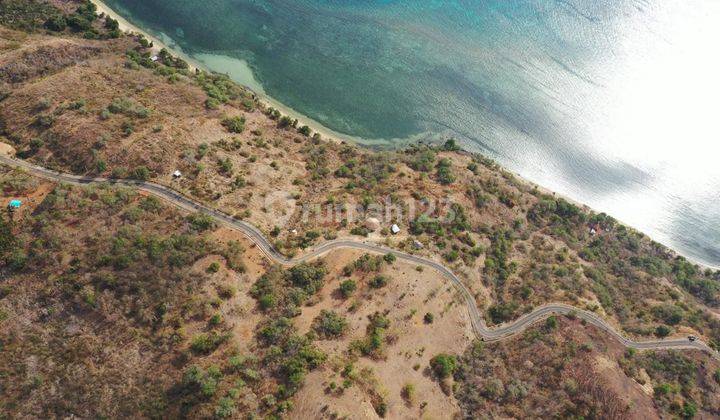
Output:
[104, 0, 720, 268]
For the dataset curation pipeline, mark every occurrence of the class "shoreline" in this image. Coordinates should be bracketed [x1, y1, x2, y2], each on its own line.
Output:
[90, 0, 382, 148]
[89, 0, 718, 271]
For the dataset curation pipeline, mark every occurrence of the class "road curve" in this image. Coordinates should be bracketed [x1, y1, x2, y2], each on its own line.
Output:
[1, 155, 718, 360]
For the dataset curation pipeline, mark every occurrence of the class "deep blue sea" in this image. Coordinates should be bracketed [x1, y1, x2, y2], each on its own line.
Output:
[104, 0, 720, 268]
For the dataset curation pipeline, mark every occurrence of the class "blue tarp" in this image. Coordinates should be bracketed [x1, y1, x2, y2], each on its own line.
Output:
[9, 200, 21, 208]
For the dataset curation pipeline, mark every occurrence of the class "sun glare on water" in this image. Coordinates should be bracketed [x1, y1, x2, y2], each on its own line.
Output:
[580, 0, 720, 255]
[598, 0, 720, 184]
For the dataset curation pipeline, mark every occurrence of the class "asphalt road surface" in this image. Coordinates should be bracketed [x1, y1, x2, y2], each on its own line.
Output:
[1, 155, 717, 360]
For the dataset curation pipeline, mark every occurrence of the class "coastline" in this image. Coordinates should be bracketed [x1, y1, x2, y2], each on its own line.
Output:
[89, 0, 718, 271]
[90, 0, 386, 148]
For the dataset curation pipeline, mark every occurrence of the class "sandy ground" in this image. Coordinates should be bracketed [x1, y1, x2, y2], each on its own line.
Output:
[184, 226, 474, 418]
[291, 249, 473, 419]
[0, 142, 15, 156]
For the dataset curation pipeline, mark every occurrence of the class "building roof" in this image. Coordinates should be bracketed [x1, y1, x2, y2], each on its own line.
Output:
[391, 224, 401, 234]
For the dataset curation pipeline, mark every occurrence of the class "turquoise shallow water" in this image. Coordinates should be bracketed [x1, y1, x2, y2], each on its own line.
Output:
[104, 0, 720, 267]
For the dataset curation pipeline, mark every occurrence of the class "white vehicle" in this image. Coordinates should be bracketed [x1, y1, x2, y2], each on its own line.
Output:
[688, 335, 698, 342]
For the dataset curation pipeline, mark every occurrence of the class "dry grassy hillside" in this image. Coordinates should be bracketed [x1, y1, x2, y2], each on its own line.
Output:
[1, 0, 720, 418]
[454, 317, 720, 419]
[0, 167, 473, 418]
[2, 154, 718, 419]
[1, 5, 718, 347]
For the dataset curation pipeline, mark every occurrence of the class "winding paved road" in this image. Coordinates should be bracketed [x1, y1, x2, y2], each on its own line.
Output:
[1, 155, 718, 360]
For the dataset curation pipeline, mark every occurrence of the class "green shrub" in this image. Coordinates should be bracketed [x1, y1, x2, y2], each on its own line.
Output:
[334, 165, 352, 178]
[444, 250, 459, 262]
[216, 284, 236, 300]
[545, 315, 558, 330]
[442, 138, 461, 151]
[652, 304, 684, 326]
[207, 261, 220, 273]
[375, 400, 387, 417]
[108, 97, 151, 118]
[205, 97, 221, 109]
[339, 279, 357, 298]
[681, 401, 697, 419]
[430, 353, 458, 378]
[183, 365, 221, 397]
[424, 313, 434, 324]
[487, 301, 518, 324]
[436, 158, 455, 185]
[654, 325, 672, 338]
[222, 116, 246, 133]
[190, 332, 229, 354]
[401, 383, 416, 404]
[353, 312, 390, 358]
[312, 310, 348, 339]
[130, 166, 151, 180]
[369, 275, 389, 289]
[44, 14, 67, 31]
[139, 196, 162, 213]
[196, 143, 209, 159]
[214, 397, 236, 418]
[217, 157, 233, 175]
[258, 294, 276, 311]
[288, 263, 327, 294]
[278, 116, 294, 128]
[35, 114, 54, 127]
[297, 125, 311, 136]
[350, 226, 371, 237]
[408, 148, 436, 172]
[187, 213, 215, 231]
[122, 121, 134, 136]
[352, 254, 384, 272]
[209, 313, 222, 326]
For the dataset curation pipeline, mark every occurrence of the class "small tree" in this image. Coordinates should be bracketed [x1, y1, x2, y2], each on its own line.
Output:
[297, 125, 311, 136]
[442, 138, 460, 151]
[401, 383, 416, 405]
[655, 325, 672, 338]
[187, 212, 215, 231]
[545, 315, 558, 330]
[430, 353, 457, 378]
[222, 116, 246, 133]
[436, 158, 455, 185]
[207, 262, 221, 273]
[339, 279, 357, 298]
[45, 15, 67, 31]
[130, 166, 151, 180]
[369, 275, 389, 289]
[312, 310, 348, 339]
